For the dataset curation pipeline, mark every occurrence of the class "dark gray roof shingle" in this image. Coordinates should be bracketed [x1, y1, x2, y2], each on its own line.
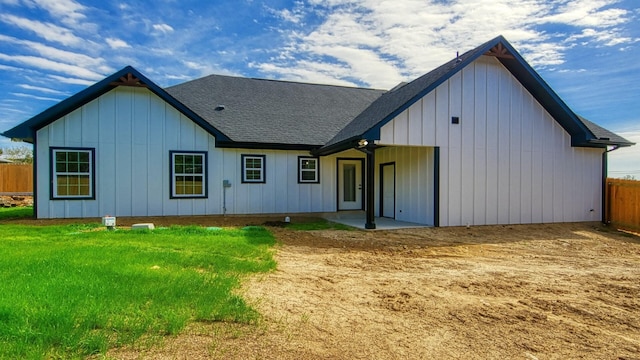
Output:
[165, 75, 385, 146]
[578, 116, 635, 147]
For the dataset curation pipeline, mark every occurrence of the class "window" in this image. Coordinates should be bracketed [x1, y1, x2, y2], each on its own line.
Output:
[51, 148, 95, 199]
[242, 155, 265, 183]
[170, 151, 207, 198]
[298, 157, 319, 183]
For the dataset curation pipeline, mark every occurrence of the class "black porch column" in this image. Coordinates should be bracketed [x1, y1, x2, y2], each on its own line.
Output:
[365, 145, 376, 229]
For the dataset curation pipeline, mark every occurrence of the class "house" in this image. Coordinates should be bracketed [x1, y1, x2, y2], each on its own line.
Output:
[2, 36, 634, 227]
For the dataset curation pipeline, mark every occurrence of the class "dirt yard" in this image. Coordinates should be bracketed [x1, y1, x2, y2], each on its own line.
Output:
[11, 215, 638, 359]
[92, 218, 638, 360]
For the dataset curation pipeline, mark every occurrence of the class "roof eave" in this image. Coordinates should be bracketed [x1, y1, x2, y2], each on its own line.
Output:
[312, 137, 360, 156]
[217, 140, 320, 151]
[582, 139, 636, 148]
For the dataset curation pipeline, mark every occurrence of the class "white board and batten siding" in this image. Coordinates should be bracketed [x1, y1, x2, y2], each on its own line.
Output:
[36, 87, 342, 218]
[378, 56, 603, 227]
[374, 147, 435, 225]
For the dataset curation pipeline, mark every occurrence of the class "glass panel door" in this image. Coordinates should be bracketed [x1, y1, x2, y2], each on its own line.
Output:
[338, 160, 362, 210]
[343, 164, 355, 202]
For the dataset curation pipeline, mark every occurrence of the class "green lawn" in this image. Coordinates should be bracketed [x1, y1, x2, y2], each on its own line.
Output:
[0, 210, 276, 359]
[0, 206, 33, 220]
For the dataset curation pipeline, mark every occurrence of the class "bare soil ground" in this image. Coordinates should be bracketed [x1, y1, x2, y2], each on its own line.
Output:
[8, 216, 640, 359]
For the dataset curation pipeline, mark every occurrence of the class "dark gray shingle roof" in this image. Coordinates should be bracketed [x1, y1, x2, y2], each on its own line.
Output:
[165, 75, 385, 147]
[578, 116, 635, 147]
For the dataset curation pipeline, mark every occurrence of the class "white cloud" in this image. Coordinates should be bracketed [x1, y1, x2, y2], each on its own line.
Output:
[277, 8, 304, 24]
[165, 74, 193, 81]
[183, 61, 205, 70]
[0, 14, 84, 46]
[540, 0, 628, 28]
[106, 37, 131, 49]
[256, 0, 634, 88]
[0, 63, 21, 71]
[564, 28, 636, 47]
[25, 0, 87, 26]
[12, 92, 61, 101]
[0, 105, 29, 115]
[267, 2, 308, 25]
[0, 53, 104, 80]
[47, 74, 94, 85]
[0, 34, 105, 67]
[253, 61, 356, 87]
[17, 83, 68, 95]
[152, 23, 174, 34]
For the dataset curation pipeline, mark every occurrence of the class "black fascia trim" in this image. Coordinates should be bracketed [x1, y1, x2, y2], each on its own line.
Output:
[2, 66, 231, 143]
[169, 150, 208, 199]
[298, 156, 320, 184]
[217, 140, 318, 151]
[241, 154, 266, 184]
[312, 137, 361, 157]
[49, 147, 96, 201]
[585, 139, 635, 148]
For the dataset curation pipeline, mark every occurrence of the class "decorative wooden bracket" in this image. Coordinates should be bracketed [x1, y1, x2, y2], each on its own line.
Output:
[484, 43, 515, 59]
[109, 73, 147, 87]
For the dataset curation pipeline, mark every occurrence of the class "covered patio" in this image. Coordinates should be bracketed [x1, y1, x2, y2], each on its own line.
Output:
[323, 211, 429, 230]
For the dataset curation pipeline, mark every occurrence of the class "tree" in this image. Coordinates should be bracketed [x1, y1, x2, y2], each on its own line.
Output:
[1, 145, 33, 164]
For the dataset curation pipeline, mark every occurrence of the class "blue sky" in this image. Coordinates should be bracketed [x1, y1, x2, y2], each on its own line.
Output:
[0, 0, 638, 177]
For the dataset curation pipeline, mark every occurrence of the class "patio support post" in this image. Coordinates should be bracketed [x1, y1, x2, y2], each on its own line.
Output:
[365, 145, 376, 229]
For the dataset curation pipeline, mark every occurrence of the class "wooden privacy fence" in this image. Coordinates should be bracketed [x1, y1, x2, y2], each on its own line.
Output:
[606, 178, 640, 232]
[0, 163, 33, 194]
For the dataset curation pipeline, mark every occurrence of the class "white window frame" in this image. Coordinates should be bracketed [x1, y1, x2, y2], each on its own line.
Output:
[242, 155, 265, 183]
[170, 151, 207, 198]
[298, 157, 319, 183]
[51, 147, 95, 200]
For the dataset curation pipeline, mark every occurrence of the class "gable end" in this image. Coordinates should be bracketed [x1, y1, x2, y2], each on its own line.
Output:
[1, 66, 230, 143]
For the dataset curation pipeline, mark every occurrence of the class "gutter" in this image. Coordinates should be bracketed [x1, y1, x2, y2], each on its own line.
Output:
[312, 137, 360, 157]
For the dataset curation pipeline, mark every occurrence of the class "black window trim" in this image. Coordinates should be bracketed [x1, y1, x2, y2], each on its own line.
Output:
[49, 147, 96, 200]
[241, 154, 266, 184]
[298, 156, 320, 184]
[169, 150, 208, 199]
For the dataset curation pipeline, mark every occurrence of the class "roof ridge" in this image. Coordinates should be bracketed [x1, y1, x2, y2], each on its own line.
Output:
[167, 72, 386, 92]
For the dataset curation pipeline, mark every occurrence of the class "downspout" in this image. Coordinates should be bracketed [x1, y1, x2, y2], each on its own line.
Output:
[602, 145, 619, 224]
[31, 129, 37, 219]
